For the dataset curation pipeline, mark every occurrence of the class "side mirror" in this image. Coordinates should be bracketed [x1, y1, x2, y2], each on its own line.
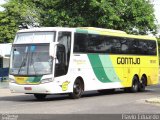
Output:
[49, 42, 58, 57]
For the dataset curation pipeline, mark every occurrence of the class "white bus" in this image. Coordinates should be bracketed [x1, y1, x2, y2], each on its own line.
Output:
[9, 27, 159, 100]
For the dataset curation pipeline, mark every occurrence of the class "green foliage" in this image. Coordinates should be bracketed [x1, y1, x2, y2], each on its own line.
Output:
[0, 0, 157, 43]
[0, 0, 40, 43]
[36, 0, 156, 35]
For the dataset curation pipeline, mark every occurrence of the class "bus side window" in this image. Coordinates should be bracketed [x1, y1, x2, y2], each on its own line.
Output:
[74, 33, 88, 53]
[55, 45, 66, 77]
[139, 40, 148, 54]
[130, 39, 139, 55]
[58, 31, 71, 74]
[147, 40, 157, 55]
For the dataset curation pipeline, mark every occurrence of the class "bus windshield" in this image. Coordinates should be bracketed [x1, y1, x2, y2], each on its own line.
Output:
[10, 44, 53, 75]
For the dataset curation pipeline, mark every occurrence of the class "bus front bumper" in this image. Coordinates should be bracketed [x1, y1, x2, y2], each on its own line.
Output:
[9, 82, 66, 94]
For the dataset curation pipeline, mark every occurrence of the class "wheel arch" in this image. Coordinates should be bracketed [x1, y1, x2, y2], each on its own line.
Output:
[133, 74, 140, 82]
[69, 76, 85, 99]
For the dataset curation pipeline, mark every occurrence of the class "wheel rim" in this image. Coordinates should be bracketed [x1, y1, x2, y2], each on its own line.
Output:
[73, 80, 82, 95]
[133, 80, 138, 91]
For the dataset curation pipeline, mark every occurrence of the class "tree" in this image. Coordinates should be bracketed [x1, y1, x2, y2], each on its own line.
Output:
[0, 0, 39, 43]
[35, 0, 156, 35]
[0, 0, 157, 43]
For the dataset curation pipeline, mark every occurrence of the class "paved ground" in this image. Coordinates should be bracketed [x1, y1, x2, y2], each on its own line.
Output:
[0, 81, 8, 89]
[0, 84, 160, 114]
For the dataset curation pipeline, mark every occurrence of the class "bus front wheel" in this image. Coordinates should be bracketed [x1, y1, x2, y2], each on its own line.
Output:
[69, 78, 84, 99]
[34, 94, 47, 100]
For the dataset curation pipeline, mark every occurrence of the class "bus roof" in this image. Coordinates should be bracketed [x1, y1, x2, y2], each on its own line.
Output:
[17, 27, 75, 33]
[17, 27, 156, 41]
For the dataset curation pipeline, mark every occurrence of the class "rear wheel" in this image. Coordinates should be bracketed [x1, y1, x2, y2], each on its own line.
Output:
[69, 79, 84, 99]
[139, 76, 147, 92]
[34, 94, 47, 100]
[129, 76, 139, 93]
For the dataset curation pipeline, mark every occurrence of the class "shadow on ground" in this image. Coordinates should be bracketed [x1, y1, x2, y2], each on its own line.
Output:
[0, 88, 154, 103]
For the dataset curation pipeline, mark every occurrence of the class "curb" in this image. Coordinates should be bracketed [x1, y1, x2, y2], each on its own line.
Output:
[145, 98, 160, 104]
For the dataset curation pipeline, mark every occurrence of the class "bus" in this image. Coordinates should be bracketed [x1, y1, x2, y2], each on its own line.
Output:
[9, 27, 159, 100]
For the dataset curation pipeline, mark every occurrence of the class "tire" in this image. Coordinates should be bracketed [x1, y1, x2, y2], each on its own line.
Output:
[139, 76, 146, 92]
[98, 89, 115, 94]
[69, 79, 84, 99]
[34, 94, 47, 100]
[129, 76, 139, 93]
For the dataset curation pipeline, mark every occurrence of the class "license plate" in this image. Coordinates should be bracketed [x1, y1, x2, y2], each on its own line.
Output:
[24, 87, 32, 90]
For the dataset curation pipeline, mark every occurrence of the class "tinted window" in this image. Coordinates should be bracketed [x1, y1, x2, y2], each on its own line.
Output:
[147, 40, 157, 55]
[129, 39, 139, 54]
[87, 34, 107, 53]
[74, 33, 88, 52]
[73, 33, 157, 56]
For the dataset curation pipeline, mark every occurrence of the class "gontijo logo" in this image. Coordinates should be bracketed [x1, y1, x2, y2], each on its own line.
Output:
[117, 57, 140, 64]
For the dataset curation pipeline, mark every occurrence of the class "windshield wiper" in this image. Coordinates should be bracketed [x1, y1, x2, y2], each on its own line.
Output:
[30, 52, 37, 75]
[18, 58, 26, 74]
[18, 52, 29, 74]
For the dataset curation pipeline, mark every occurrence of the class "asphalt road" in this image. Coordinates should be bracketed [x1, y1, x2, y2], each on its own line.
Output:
[0, 85, 160, 115]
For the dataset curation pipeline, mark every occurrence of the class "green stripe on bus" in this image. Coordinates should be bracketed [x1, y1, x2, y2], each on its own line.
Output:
[99, 55, 120, 82]
[88, 30, 99, 34]
[76, 29, 88, 33]
[26, 76, 42, 83]
[88, 54, 112, 83]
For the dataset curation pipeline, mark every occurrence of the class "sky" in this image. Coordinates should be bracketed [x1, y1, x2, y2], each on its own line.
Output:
[0, 0, 160, 24]
[152, 0, 160, 24]
[0, 0, 5, 11]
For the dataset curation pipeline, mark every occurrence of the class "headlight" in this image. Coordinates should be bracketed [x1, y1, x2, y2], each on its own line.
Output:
[40, 78, 53, 84]
[9, 78, 16, 83]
